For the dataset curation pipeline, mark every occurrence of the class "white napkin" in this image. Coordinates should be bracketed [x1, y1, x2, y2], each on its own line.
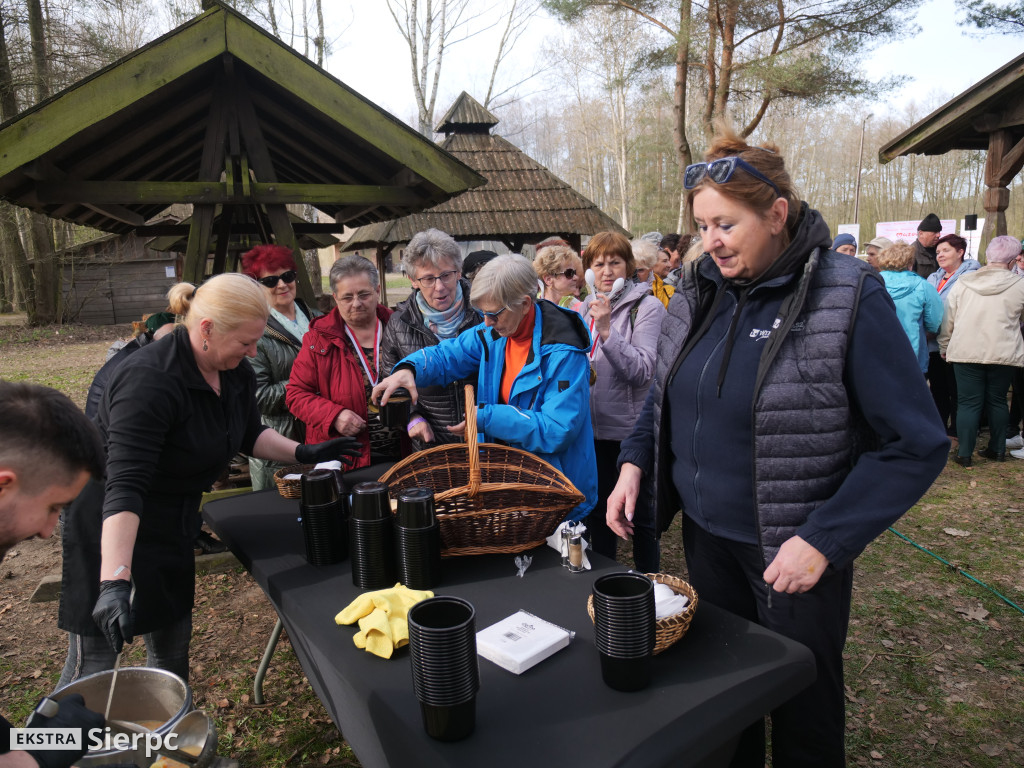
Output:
[314, 460, 343, 471]
[545, 521, 591, 570]
[653, 582, 690, 619]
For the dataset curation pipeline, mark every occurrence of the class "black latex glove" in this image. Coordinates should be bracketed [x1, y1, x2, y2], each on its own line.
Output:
[25, 693, 105, 768]
[91, 579, 134, 653]
[295, 436, 362, 465]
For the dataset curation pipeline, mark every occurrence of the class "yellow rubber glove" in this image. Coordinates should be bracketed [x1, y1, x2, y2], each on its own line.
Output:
[354, 608, 395, 658]
[335, 593, 376, 625]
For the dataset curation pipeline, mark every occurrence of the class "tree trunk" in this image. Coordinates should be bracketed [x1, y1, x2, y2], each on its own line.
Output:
[674, 0, 694, 231]
[315, 0, 325, 66]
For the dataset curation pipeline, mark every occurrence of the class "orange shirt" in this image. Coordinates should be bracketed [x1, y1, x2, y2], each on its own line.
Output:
[500, 303, 536, 404]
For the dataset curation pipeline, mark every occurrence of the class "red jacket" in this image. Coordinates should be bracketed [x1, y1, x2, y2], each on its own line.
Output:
[286, 304, 394, 468]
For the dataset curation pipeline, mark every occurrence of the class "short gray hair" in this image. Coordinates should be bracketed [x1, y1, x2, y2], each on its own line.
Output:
[329, 255, 379, 293]
[402, 228, 463, 277]
[631, 239, 659, 271]
[470, 254, 537, 308]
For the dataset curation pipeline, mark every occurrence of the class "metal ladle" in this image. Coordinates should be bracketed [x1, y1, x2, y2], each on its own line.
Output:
[108, 710, 217, 766]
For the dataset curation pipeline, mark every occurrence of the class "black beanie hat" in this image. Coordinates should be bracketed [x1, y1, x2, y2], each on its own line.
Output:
[918, 213, 941, 233]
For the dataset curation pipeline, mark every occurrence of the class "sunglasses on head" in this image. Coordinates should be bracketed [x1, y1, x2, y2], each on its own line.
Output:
[683, 156, 781, 197]
[257, 270, 297, 288]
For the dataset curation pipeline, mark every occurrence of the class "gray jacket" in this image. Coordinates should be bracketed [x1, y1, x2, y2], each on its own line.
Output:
[582, 282, 665, 441]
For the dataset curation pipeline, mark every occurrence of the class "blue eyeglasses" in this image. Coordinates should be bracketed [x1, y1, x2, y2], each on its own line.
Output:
[473, 305, 509, 322]
[684, 156, 781, 197]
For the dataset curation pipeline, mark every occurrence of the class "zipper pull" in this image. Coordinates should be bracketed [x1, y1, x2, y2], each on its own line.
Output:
[765, 582, 773, 609]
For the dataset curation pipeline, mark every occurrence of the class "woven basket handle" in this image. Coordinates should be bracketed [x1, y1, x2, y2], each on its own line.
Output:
[464, 384, 480, 497]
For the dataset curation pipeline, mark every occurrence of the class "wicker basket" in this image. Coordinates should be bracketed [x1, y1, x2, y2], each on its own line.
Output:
[378, 385, 584, 556]
[586, 573, 698, 655]
[273, 464, 317, 499]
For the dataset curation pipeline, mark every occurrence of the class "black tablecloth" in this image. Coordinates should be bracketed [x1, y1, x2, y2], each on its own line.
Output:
[204, 489, 815, 768]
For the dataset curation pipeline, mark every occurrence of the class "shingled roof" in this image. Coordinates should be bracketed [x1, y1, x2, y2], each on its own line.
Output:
[344, 92, 628, 253]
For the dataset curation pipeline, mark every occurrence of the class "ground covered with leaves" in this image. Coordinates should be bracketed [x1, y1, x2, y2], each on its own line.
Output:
[1, 322, 1021, 766]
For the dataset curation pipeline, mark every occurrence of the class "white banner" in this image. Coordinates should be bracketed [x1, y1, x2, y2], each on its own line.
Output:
[837, 223, 860, 247]
[875, 219, 956, 244]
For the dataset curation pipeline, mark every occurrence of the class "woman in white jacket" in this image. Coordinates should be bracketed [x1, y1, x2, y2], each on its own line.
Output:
[938, 235, 1024, 466]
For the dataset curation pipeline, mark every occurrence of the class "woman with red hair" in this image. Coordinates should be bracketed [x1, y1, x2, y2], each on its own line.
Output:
[241, 245, 322, 489]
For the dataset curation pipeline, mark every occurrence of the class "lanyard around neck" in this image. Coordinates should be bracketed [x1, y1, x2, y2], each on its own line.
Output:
[344, 319, 382, 386]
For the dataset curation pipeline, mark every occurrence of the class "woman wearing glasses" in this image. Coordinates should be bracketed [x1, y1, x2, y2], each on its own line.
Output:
[373, 254, 597, 522]
[605, 129, 948, 766]
[579, 232, 665, 571]
[379, 229, 481, 449]
[241, 245, 323, 489]
[533, 242, 584, 312]
[287, 255, 402, 469]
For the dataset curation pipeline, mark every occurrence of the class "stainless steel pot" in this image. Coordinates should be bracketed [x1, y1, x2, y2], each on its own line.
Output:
[53, 667, 196, 767]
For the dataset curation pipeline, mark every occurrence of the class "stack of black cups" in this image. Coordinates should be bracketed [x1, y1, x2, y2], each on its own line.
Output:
[349, 481, 396, 589]
[591, 572, 656, 692]
[394, 488, 442, 589]
[298, 469, 348, 566]
[407, 596, 479, 741]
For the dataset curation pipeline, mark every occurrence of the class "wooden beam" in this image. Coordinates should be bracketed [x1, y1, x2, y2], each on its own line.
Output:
[223, 12, 484, 194]
[233, 78, 313, 303]
[0, 13, 225, 179]
[998, 134, 1024, 183]
[136, 222, 344, 236]
[34, 180, 423, 206]
[183, 70, 231, 282]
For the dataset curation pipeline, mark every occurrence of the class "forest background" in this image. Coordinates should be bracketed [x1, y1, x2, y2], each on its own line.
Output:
[1, 0, 1024, 325]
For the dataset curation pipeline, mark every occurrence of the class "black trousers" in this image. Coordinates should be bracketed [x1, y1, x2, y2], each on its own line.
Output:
[682, 515, 851, 768]
[928, 351, 958, 436]
[586, 439, 660, 573]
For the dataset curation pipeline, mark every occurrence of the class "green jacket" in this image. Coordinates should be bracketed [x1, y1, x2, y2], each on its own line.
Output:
[249, 299, 321, 489]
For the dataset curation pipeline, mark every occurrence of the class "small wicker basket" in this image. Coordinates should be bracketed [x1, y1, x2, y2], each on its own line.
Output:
[586, 573, 698, 655]
[273, 464, 317, 499]
[378, 385, 584, 556]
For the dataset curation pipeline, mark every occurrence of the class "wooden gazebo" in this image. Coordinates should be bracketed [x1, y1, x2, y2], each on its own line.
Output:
[344, 92, 628, 262]
[879, 52, 1024, 246]
[0, 0, 483, 303]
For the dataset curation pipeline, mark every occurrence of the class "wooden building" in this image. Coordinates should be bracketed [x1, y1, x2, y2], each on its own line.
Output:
[344, 92, 629, 266]
[0, 0, 482, 310]
[879, 52, 1024, 246]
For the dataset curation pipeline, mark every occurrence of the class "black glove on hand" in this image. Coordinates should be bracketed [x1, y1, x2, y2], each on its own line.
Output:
[91, 579, 134, 653]
[25, 693, 105, 768]
[296, 436, 362, 465]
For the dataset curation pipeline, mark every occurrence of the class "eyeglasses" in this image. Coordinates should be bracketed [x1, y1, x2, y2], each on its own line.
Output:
[336, 290, 376, 305]
[472, 304, 509, 322]
[554, 268, 577, 280]
[414, 270, 459, 288]
[683, 156, 781, 197]
[257, 270, 297, 288]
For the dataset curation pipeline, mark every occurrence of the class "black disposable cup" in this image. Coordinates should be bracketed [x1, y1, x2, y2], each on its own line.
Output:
[599, 652, 652, 692]
[351, 482, 392, 521]
[349, 516, 395, 589]
[379, 389, 412, 430]
[396, 488, 436, 528]
[395, 515, 441, 590]
[408, 596, 479, 729]
[420, 698, 476, 741]
[299, 500, 347, 565]
[301, 468, 339, 506]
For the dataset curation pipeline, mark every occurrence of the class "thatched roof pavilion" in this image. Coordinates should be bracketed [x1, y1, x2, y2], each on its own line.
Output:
[344, 92, 628, 259]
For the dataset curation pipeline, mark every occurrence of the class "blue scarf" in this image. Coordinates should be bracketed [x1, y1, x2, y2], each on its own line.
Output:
[416, 281, 467, 339]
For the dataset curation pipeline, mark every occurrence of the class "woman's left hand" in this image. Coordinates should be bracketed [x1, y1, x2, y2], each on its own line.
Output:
[590, 294, 612, 342]
[296, 436, 362, 465]
[763, 536, 829, 594]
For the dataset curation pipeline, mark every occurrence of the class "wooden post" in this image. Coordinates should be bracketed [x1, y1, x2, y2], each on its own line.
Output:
[376, 243, 388, 308]
[982, 129, 1024, 251]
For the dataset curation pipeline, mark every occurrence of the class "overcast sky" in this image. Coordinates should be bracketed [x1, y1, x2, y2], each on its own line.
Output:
[319, 0, 1024, 126]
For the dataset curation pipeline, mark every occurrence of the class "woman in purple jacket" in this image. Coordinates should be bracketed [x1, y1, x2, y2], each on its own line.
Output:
[580, 231, 666, 571]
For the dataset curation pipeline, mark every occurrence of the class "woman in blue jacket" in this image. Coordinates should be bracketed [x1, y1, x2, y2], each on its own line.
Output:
[373, 254, 597, 521]
[878, 241, 944, 374]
